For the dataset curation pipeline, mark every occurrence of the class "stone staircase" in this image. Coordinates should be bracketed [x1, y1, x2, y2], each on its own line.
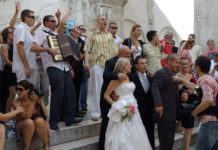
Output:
[4, 80, 200, 150]
[4, 115, 199, 150]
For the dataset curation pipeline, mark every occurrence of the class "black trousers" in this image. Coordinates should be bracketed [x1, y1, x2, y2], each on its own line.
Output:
[142, 118, 155, 149]
[157, 121, 176, 150]
[98, 115, 109, 150]
[47, 67, 76, 125]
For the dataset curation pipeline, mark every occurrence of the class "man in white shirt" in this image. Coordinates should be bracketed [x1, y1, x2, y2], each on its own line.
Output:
[210, 51, 218, 81]
[31, 13, 82, 130]
[188, 34, 203, 62]
[108, 22, 122, 48]
[13, 9, 38, 86]
[78, 25, 87, 42]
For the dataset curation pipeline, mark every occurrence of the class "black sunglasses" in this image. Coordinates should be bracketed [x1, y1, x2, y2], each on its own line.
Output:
[110, 26, 118, 29]
[69, 29, 75, 32]
[16, 87, 26, 92]
[28, 16, 35, 19]
[80, 28, 86, 31]
[49, 20, 56, 23]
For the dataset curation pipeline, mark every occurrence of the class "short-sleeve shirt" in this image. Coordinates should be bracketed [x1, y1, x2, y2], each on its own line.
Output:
[142, 42, 162, 73]
[12, 22, 38, 73]
[189, 44, 202, 63]
[33, 27, 70, 71]
[205, 49, 218, 60]
[159, 39, 172, 66]
[83, 29, 117, 67]
[198, 74, 218, 123]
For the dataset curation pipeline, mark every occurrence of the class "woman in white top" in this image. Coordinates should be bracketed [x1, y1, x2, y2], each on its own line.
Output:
[123, 24, 145, 60]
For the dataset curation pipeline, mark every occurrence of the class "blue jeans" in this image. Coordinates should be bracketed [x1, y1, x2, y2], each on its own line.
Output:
[196, 121, 218, 150]
[80, 68, 89, 110]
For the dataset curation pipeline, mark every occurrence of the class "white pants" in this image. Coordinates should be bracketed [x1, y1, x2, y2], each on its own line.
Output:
[91, 65, 104, 118]
[15, 69, 37, 87]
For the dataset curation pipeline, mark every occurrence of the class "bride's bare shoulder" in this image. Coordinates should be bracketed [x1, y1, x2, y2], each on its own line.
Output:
[110, 80, 122, 86]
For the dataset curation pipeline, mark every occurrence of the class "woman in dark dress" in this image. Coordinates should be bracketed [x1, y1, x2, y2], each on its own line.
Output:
[123, 24, 145, 60]
[1, 27, 17, 112]
[176, 57, 198, 150]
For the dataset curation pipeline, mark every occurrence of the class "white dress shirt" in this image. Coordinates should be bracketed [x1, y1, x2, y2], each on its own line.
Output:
[12, 22, 38, 73]
[114, 35, 122, 48]
[137, 71, 150, 93]
[210, 59, 218, 81]
[189, 44, 202, 63]
[33, 27, 70, 71]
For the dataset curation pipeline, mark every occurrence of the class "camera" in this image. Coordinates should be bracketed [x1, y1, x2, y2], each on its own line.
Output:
[30, 88, 44, 97]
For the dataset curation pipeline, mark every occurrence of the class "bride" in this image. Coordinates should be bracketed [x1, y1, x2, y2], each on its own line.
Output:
[104, 57, 152, 150]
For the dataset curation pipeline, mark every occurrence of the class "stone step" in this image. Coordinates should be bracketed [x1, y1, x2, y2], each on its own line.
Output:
[4, 119, 101, 150]
[49, 127, 199, 150]
[51, 136, 99, 150]
[4, 116, 200, 150]
[155, 127, 199, 150]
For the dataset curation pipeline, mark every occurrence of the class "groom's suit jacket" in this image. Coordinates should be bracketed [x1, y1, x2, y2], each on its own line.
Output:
[129, 72, 155, 149]
[129, 72, 153, 120]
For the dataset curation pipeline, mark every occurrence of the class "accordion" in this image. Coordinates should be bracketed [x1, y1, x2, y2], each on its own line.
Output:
[47, 34, 80, 62]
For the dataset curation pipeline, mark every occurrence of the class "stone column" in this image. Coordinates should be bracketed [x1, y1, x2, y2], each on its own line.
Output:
[194, 0, 218, 52]
[67, 0, 127, 36]
[88, 0, 128, 36]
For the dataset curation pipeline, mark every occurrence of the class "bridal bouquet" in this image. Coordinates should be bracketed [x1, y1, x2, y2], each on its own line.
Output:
[121, 104, 135, 121]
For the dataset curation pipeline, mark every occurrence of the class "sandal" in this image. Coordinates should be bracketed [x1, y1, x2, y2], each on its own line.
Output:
[43, 144, 50, 150]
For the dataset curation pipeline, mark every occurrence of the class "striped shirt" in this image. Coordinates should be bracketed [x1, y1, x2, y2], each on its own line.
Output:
[83, 29, 117, 67]
[142, 42, 164, 73]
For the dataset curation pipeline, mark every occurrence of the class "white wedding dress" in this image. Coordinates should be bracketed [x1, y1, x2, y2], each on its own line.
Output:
[105, 82, 152, 150]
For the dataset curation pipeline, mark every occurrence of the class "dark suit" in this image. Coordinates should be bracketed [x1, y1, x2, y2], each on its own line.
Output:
[98, 56, 135, 150]
[129, 72, 155, 149]
[151, 67, 179, 150]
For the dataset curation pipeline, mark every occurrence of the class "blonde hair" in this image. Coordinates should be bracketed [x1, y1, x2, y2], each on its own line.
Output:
[207, 39, 214, 45]
[183, 39, 194, 50]
[113, 57, 130, 73]
[130, 24, 141, 49]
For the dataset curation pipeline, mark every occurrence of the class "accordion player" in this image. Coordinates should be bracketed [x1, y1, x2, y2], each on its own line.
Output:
[47, 34, 80, 62]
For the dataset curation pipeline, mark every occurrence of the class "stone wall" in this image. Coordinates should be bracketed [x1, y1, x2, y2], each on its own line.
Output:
[0, 0, 181, 44]
[194, 0, 218, 53]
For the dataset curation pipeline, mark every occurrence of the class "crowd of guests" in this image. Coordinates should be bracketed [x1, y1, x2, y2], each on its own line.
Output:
[0, 2, 217, 150]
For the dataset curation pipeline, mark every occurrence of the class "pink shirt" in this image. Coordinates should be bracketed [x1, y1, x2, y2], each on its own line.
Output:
[205, 49, 218, 60]
[181, 49, 192, 63]
[198, 74, 218, 123]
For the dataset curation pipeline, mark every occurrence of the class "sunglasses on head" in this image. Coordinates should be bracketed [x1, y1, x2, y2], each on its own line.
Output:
[28, 16, 35, 19]
[16, 87, 26, 92]
[8, 29, 14, 33]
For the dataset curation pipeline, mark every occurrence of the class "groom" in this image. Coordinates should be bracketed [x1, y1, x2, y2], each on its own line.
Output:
[129, 56, 155, 149]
